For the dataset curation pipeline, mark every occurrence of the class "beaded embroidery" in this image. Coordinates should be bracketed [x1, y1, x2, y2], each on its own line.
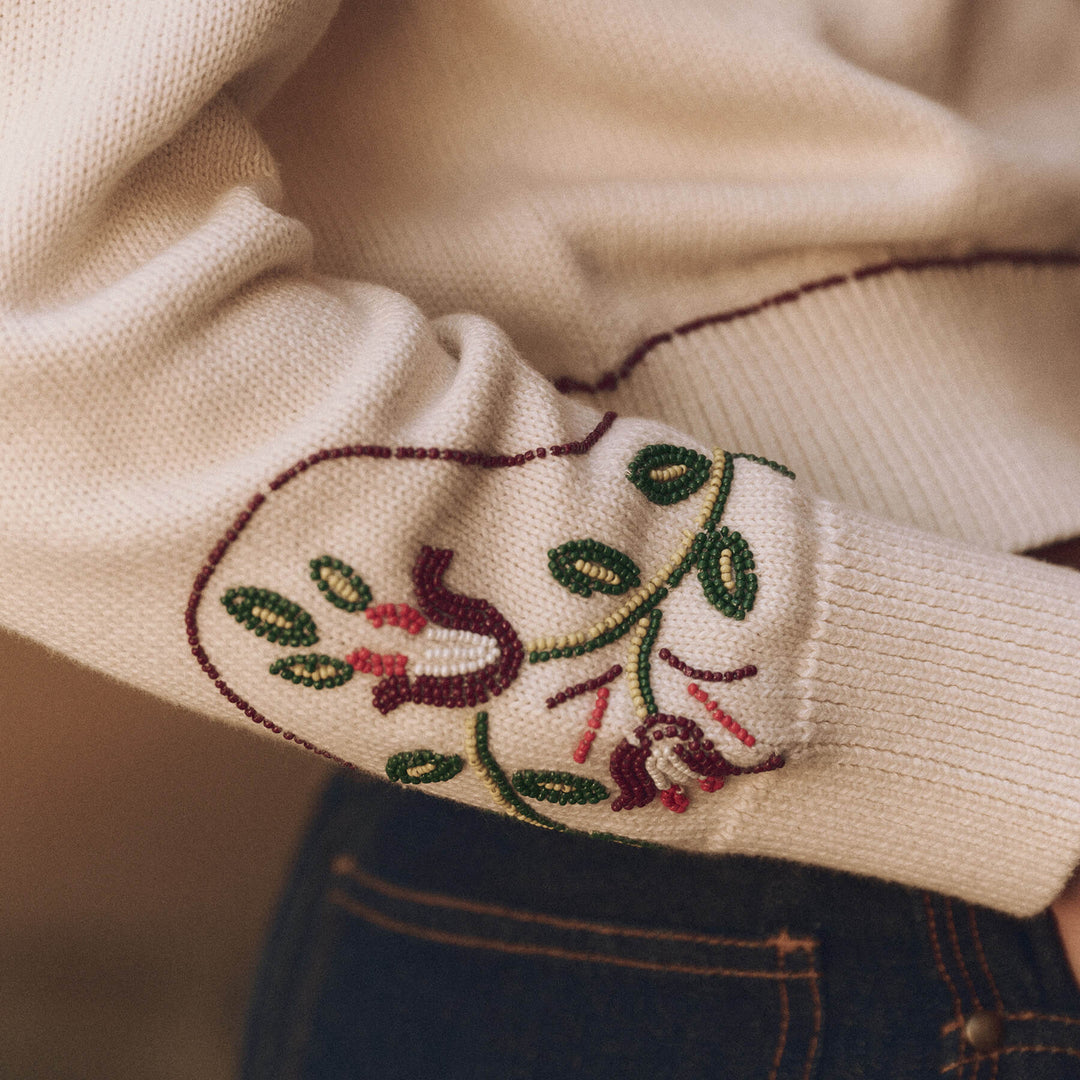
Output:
[572, 686, 609, 764]
[466, 712, 564, 831]
[222, 545, 523, 714]
[527, 443, 789, 812]
[269, 653, 353, 689]
[547, 539, 641, 597]
[207, 430, 794, 824]
[511, 769, 609, 806]
[310, 555, 372, 613]
[385, 749, 464, 785]
[609, 714, 785, 813]
[658, 649, 756, 683]
[221, 587, 318, 647]
[546, 664, 622, 708]
[627, 444, 712, 505]
[698, 527, 757, 619]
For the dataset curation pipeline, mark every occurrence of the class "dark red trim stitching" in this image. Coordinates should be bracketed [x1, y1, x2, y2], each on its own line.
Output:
[268, 411, 616, 490]
[552, 250, 1080, 395]
[187, 413, 617, 766]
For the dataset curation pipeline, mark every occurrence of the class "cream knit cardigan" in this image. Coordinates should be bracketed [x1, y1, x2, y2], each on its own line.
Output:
[2, 0, 1079, 917]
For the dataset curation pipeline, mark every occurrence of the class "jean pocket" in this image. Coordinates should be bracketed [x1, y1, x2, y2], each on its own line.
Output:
[266, 851, 822, 1080]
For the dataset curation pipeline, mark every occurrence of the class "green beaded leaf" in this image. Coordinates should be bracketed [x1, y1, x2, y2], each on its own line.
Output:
[698, 527, 757, 619]
[269, 653, 354, 689]
[220, 587, 318, 647]
[512, 769, 609, 806]
[626, 443, 712, 506]
[547, 539, 641, 597]
[309, 555, 372, 613]
[386, 749, 464, 785]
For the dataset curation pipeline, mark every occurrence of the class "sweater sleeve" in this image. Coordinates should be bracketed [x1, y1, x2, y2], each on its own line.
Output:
[1, 0, 1079, 918]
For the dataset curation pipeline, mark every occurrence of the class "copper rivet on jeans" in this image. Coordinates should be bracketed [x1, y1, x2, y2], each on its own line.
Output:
[963, 1010, 1004, 1052]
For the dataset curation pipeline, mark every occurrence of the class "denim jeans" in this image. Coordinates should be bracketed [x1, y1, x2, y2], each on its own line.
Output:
[243, 773, 1080, 1079]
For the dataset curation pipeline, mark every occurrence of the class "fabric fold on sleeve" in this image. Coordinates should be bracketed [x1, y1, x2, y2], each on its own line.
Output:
[2, 0, 1078, 919]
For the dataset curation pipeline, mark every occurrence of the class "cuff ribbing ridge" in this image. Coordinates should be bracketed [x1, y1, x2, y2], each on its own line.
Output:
[752, 501, 1080, 916]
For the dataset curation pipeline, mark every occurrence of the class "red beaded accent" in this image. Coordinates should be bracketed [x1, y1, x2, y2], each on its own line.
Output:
[687, 683, 756, 747]
[660, 786, 690, 813]
[658, 648, 757, 684]
[365, 603, 427, 634]
[553, 251, 1080, 395]
[572, 687, 610, 764]
[345, 648, 408, 678]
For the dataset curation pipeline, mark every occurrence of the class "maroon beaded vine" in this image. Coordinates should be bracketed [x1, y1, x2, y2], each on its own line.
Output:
[188, 413, 616, 763]
[184, 491, 352, 766]
[658, 648, 757, 684]
[267, 412, 616, 490]
[545, 664, 623, 708]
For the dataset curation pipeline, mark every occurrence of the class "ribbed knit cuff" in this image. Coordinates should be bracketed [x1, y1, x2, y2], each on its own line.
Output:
[751, 502, 1080, 916]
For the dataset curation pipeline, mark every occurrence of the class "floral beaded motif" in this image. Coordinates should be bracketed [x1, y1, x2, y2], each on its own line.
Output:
[210, 433, 793, 827]
[530, 444, 786, 813]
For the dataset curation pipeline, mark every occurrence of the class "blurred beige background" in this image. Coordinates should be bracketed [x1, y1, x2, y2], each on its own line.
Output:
[0, 627, 333, 1080]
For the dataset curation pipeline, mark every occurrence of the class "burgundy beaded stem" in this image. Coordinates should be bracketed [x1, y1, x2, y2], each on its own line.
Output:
[188, 414, 617, 766]
[658, 647, 756, 684]
[552, 250, 1080, 395]
[546, 663, 622, 708]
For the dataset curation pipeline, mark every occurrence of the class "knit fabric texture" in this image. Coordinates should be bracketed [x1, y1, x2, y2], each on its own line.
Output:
[1, 0, 1079, 916]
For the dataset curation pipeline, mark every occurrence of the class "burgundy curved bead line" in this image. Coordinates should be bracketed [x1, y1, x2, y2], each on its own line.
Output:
[268, 411, 616, 490]
[185, 492, 354, 766]
[371, 546, 524, 715]
[545, 663, 623, 708]
[552, 250, 1080, 395]
[657, 647, 756, 684]
[187, 415, 617, 764]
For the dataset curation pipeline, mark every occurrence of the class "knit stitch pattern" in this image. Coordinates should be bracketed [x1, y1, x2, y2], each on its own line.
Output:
[2, 0, 1080, 916]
